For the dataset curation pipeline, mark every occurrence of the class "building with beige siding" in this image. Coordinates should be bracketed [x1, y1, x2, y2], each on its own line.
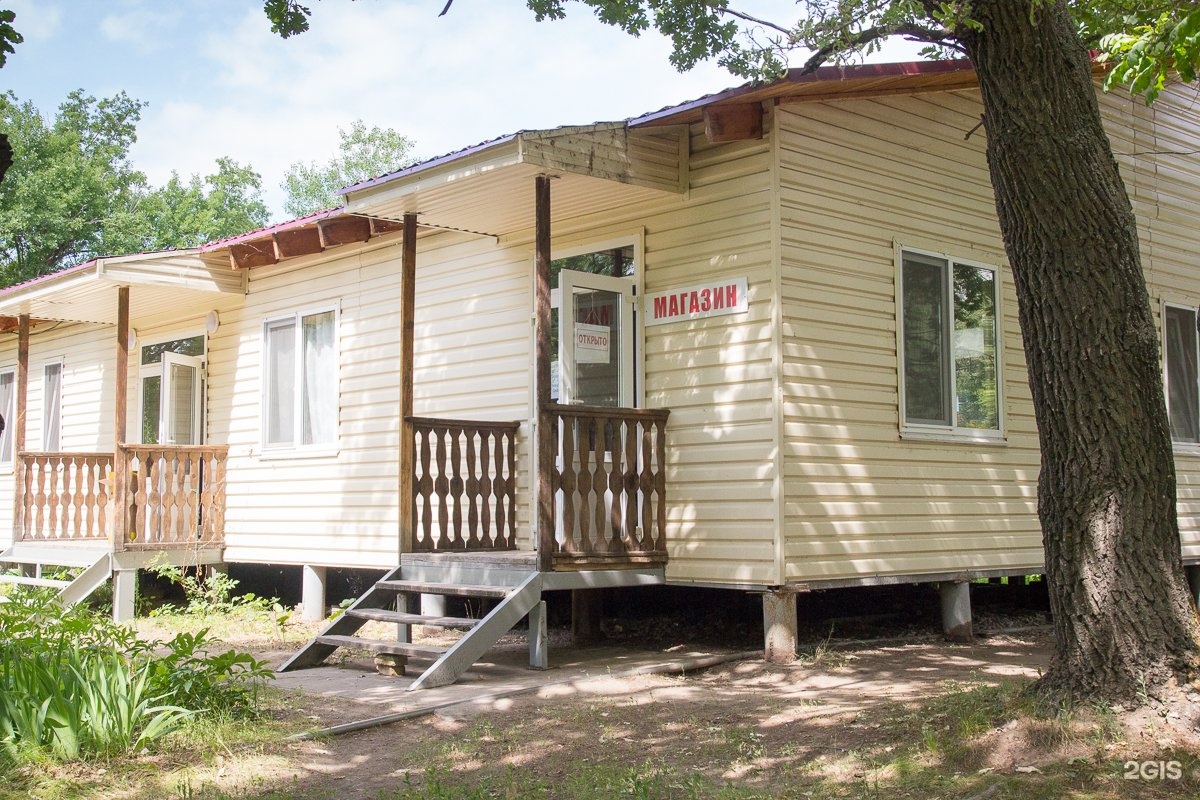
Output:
[0, 59, 1197, 687]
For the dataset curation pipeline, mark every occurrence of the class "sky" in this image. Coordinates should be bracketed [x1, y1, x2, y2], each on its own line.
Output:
[1, 0, 924, 221]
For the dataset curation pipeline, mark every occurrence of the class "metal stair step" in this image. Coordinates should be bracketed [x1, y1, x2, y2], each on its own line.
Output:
[0, 574, 71, 589]
[315, 635, 447, 659]
[375, 580, 512, 599]
[344, 608, 477, 628]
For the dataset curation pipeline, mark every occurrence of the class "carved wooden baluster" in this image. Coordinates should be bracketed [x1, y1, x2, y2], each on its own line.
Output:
[552, 412, 572, 554]
[623, 418, 639, 550]
[496, 428, 510, 549]
[464, 429, 479, 547]
[608, 420, 625, 552]
[448, 425, 463, 548]
[186, 453, 200, 542]
[45, 457, 60, 540]
[478, 430, 493, 547]
[33, 456, 47, 540]
[213, 450, 229, 545]
[96, 458, 109, 538]
[640, 422, 654, 552]
[591, 416, 608, 555]
[654, 417, 668, 551]
[418, 427, 433, 550]
[433, 426, 449, 550]
[74, 457, 87, 538]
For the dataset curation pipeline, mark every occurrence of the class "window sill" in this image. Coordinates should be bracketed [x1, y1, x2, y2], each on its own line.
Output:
[256, 446, 340, 461]
[900, 428, 1007, 446]
[1171, 443, 1200, 458]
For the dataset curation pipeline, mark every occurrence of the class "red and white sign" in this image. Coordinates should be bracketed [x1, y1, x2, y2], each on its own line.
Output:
[643, 277, 748, 326]
[574, 323, 611, 363]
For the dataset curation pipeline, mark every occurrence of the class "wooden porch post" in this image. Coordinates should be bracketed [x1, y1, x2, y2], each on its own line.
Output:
[12, 314, 28, 540]
[113, 286, 129, 551]
[399, 213, 417, 555]
[535, 175, 554, 572]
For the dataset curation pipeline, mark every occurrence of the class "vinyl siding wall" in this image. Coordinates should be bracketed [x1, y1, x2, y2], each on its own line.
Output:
[211, 231, 532, 568]
[775, 83, 1200, 584]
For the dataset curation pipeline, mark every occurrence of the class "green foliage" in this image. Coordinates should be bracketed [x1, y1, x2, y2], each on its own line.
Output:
[281, 120, 417, 217]
[1102, 8, 1200, 102]
[0, 90, 269, 286]
[0, 9, 21, 69]
[148, 562, 291, 629]
[0, 589, 271, 767]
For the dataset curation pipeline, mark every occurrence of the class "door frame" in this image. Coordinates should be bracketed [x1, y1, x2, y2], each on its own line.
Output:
[557, 269, 637, 408]
[161, 352, 204, 445]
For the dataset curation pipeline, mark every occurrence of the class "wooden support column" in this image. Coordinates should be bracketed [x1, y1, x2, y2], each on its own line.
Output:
[535, 175, 554, 573]
[12, 314, 28, 540]
[399, 213, 418, 555]
[113, 287, 130, 552]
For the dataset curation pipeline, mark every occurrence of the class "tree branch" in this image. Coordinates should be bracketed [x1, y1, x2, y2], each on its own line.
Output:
[800, 22, 960, 74]
[720, 5, 791, 36]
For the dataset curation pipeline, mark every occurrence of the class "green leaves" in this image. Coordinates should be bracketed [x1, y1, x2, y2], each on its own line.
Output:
[282, 119, 417, 217]
[0, 9, 22, 69]
[0, 90, 269, 285]
[1101, 9, 1200, 103]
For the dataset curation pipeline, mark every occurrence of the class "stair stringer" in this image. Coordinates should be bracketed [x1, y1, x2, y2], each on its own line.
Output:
[407, 571, 542, 692]
[58, 555, 114, 607]
[276, 565, 404, 672]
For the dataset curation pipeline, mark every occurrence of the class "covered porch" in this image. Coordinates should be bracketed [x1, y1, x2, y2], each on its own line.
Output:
[347, 125, 686, 572]
[0, 252, 241, 559]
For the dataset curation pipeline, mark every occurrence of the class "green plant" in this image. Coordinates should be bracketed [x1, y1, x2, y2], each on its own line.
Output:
[148, 562, 290, 629]
[0, 589, 272, 768]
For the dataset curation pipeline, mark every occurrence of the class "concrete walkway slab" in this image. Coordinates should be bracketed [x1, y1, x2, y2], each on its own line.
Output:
[274, 644, 755, 738]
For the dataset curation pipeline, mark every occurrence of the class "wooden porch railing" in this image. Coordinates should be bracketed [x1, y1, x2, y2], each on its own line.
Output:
[408, 417, 520, 551]
[119, 445, 229, 549]
[15, 452, 114, 542]
[16, 446, 229, 549]
[544, 403, 670, 567]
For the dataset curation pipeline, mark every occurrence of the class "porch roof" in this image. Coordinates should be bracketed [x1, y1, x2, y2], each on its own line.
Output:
[0, 250, 246, 327]
[341, 123, 687, 237]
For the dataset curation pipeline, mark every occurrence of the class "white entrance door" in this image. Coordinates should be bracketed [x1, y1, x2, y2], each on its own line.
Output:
[557, 269, 636, 407]
[160, 353, 203, 445]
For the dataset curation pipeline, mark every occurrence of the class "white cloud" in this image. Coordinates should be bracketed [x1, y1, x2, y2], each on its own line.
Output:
[99, 7, 181, 49]
[6, 0, 64, 40]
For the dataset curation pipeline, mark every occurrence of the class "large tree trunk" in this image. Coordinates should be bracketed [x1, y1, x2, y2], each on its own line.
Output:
[957, 0, 1199, 701]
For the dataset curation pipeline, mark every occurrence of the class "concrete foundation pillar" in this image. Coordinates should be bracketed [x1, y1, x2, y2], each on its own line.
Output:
[762, 590, 798, 664]
[528, 600, 548, 670]
[571, 588, 602, 644]
[112, 569, 137, 623]
[422, 593, 447, 617]
[301, 565, 327, 622]
[940, 581, 973, 641]
[1187, 566, 1200, 610]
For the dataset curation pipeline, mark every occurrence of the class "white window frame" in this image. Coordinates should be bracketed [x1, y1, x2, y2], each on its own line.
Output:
[1163, 301, 1200, 451]
[896, 245, 1005, 444]
[137, 332, 207, 445]
[42, 360, 63, 452]
[0, 367, 14, 470]
[260, 305, 340, 457]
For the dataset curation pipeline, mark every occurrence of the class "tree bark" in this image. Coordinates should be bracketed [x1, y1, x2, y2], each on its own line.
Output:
[958, 0, 1199, 701]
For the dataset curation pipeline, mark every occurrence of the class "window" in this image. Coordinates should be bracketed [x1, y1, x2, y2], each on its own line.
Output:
[263, 309, 337, 449]
[899, 250, 1001, 434]
[43, 362, 62, 451]
[0, 369, 13, 466]
[1164, 304, 1199, 443]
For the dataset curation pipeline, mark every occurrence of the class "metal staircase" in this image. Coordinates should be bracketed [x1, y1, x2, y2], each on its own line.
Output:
[0, 543, 113, 607]
[277, 553, 548, 691]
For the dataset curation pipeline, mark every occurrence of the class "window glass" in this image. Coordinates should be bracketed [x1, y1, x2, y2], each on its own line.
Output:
[141, 335, 204, 365]
[0, 371, 13, 465]
[264, 310, 335, 448]
[43, 363, 62, 451]
[901, 251, 1001, 432]
[141, 374, 161, 444]
[1165, 305, 1199, 442]
[953, 265, 999, 429]
[300, 311, 336, 445]
[902, 254, 950, 426]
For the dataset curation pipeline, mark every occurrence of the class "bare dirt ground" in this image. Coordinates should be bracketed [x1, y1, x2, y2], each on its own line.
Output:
[119, 624, 1198, 800]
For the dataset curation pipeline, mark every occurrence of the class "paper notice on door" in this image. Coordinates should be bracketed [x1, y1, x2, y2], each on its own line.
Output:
[574, 323, 611, 364]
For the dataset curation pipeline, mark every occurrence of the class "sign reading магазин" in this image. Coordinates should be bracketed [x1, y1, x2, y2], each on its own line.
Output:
[642, 277, 748, 326]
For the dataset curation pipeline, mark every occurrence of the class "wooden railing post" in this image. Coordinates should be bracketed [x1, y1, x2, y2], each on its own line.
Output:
[13, 314, 28, 540]
[113, 286, 129, 551]
[534, 174, 555, 572]
[399, 212, 417, 555]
